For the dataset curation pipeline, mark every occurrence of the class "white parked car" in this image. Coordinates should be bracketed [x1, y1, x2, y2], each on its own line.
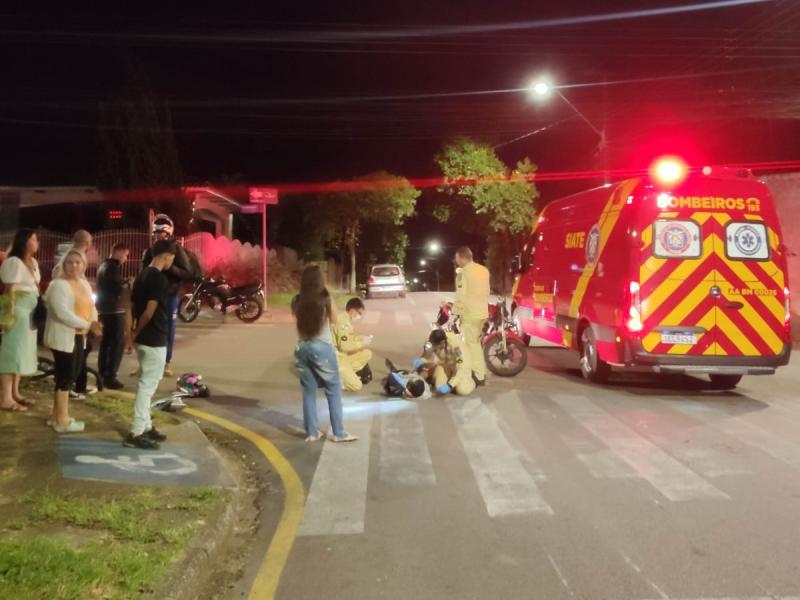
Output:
[366, 264, 406, 298]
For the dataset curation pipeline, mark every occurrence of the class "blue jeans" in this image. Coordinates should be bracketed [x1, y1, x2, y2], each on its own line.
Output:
[294, 339, 346, 438]
[166, 294, 178, 364]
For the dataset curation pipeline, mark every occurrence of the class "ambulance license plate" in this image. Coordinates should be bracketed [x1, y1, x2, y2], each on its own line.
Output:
[661, 333, 697, 345]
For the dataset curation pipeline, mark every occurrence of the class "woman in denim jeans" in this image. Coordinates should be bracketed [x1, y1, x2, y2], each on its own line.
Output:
[292, 266, 358, 444]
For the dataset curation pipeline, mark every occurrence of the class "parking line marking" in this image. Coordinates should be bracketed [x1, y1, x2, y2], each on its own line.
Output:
[552, 395, 728, 501]
[379, 400, 436, 486]
[447, 397, 553, 517]
[184, 407, 304, 600]
[297, 417, 373, 536]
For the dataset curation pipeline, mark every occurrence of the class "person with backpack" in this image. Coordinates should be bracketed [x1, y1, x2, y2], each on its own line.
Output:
[140, 214, 200, 377]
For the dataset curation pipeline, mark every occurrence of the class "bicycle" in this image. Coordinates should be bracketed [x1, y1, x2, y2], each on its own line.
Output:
[30, 354, 105, 392]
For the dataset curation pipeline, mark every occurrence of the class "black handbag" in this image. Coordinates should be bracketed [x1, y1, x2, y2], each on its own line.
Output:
[31, 295, 47, 329]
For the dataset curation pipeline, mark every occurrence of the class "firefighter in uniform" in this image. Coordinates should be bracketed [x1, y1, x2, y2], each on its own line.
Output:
[416, 329, 476, 396]
[332, 297, 373, 392]
[452, 246, 490, 386]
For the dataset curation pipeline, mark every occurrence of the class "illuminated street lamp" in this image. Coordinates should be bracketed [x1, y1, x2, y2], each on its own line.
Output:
[419, 259, 427, 267]
[528, 77, 608, 183]
[428, 240, 441, 254]
[426, 241, 442, 291]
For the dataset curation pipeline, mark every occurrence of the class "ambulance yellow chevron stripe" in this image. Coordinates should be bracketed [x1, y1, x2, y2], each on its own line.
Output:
[567, 179, 640, 319]
[639, 210, 785, 357]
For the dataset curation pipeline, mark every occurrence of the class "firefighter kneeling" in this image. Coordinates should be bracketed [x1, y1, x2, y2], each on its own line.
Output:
[414, 329, 476, 396]
[333, 298, 373, 391]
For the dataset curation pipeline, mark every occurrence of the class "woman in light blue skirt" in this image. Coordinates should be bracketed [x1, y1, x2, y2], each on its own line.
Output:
[0, 229, 41, 411]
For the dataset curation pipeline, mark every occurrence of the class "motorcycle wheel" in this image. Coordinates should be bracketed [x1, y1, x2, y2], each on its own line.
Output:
[178, 295, 200, 323]
[483, 334, 528, 377]
[236, 297, 263, 323]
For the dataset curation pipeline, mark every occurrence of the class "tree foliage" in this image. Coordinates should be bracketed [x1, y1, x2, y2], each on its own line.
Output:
[97, 63, 188, 232]
[317, 171, 420, 291]
[434, 138, 539, 291]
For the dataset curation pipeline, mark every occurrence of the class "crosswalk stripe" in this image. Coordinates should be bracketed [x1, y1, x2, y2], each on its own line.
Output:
[379, 400, 436, 486]
[551, 394, 728, 501]
[362, 311, 381, 325]
[447, 397, 553, 517]
[672, 401, 800, 471]
[297, 417, 373, 536]
[395, 311, 413, 326]
[560, 435, 638, 479]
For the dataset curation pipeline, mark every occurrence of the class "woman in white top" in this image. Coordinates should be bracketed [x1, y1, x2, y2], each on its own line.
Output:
[0, 229, 41, 411]
[44, 249, 101, 433]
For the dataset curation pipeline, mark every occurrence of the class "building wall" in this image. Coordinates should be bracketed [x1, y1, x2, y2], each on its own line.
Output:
[763, 173, 800, 342]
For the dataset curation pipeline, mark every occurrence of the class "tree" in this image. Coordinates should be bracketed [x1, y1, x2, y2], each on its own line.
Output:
[434, 138, 539, 291]
[97, 63, 188, 232]
[319, 171, 420, 292]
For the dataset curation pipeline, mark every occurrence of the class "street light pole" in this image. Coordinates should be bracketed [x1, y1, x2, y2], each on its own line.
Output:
[530, 79, 608, 184]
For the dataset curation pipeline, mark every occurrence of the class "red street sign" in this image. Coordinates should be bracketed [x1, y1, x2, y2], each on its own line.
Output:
[249, 187, 279, 205]
[240, 205, 262, 214]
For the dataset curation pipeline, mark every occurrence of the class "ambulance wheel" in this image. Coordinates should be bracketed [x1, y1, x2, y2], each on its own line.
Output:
[580, 327, 610, 383]
[709, 374, 741, 390]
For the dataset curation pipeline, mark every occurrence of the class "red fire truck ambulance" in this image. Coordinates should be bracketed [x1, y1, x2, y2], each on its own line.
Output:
[512, 158, 791, 388]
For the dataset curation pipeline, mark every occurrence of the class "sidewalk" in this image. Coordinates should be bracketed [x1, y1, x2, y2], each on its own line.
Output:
[0, 379, 242, 600]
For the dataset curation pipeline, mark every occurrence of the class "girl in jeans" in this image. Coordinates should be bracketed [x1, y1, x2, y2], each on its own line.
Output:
[292, 265, 357, 444]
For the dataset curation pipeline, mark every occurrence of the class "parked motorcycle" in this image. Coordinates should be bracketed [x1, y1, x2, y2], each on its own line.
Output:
[482, 297, 528, 377]
[431, 298, 528, 377]
[178, 276, 264, 323]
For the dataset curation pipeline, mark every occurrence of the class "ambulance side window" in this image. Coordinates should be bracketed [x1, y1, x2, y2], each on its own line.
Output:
[653, 219, 702, 259]
[521, 232, 542, 271]
[725, 222, 769, 261]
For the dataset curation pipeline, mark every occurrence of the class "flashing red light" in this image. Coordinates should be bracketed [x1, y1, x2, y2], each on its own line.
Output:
[368, 277, 375, 285]
[649, 156, 688, 187]
[108, 210, 123, 220]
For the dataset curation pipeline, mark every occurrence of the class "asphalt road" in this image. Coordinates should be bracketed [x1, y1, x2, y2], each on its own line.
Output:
[162, 292, 800, 600]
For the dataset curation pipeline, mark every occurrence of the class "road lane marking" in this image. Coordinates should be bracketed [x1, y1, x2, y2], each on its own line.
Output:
[405, 294, 416, 306]
[551, 395, 728, 501]
[547, 555, 575, 597]
[447, 397, 553, 517]
[672, 401, 800, 471]
[183, 407, 304, 600]
[298, 417, 373, 536]
[619, 550, 669, 600]
[379, 400, 436, 486]
[395, 311, 413, 326]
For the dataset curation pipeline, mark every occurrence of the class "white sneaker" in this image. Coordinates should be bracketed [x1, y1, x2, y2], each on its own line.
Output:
[85, 386, 98, 395]
[69, 391, 86, 401]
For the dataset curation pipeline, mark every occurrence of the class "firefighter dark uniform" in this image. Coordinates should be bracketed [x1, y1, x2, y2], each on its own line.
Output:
[332, 312, 372, 391]
[423, 331, 476, 396]
[453, 261, 490, 382]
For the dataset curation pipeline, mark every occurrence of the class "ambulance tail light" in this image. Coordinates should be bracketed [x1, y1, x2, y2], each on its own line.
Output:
[626, 281, 643, 333]
[784, 287, 791, 331]
[368, 277, 375, 285]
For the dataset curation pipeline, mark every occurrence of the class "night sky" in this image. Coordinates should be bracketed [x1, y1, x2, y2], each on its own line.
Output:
[2, 0, 799, 256]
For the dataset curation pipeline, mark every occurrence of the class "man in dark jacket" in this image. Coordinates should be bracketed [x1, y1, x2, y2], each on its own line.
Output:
[96, 242, 130, 389]
[141, 214, 199, 376]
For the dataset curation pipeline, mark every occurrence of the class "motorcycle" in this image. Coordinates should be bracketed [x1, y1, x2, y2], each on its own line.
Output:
[178, 276, 264, 323]
[431, 298, 528, 377]
[482, 297, 528, 377]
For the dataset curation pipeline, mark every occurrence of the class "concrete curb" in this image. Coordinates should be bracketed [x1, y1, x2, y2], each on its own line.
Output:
[151, 421, 249, 600]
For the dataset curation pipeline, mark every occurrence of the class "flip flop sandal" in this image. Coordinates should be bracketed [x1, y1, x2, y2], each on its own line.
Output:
[1, 402, 27, 412]
[53, 419, 85, 434]
[16, 398, 35, 407]
[329, 433, 359, 443]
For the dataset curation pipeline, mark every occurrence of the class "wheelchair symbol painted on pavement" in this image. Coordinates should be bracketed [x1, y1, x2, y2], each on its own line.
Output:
[75, 452, 199, 476]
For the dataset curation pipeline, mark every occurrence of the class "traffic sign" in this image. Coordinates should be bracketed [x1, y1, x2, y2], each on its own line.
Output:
[249, 187, 279, 204]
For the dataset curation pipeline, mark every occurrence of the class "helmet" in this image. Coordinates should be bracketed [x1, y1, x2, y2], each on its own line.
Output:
[176, 373, 210, 398]
[152, 213, 175, 237]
